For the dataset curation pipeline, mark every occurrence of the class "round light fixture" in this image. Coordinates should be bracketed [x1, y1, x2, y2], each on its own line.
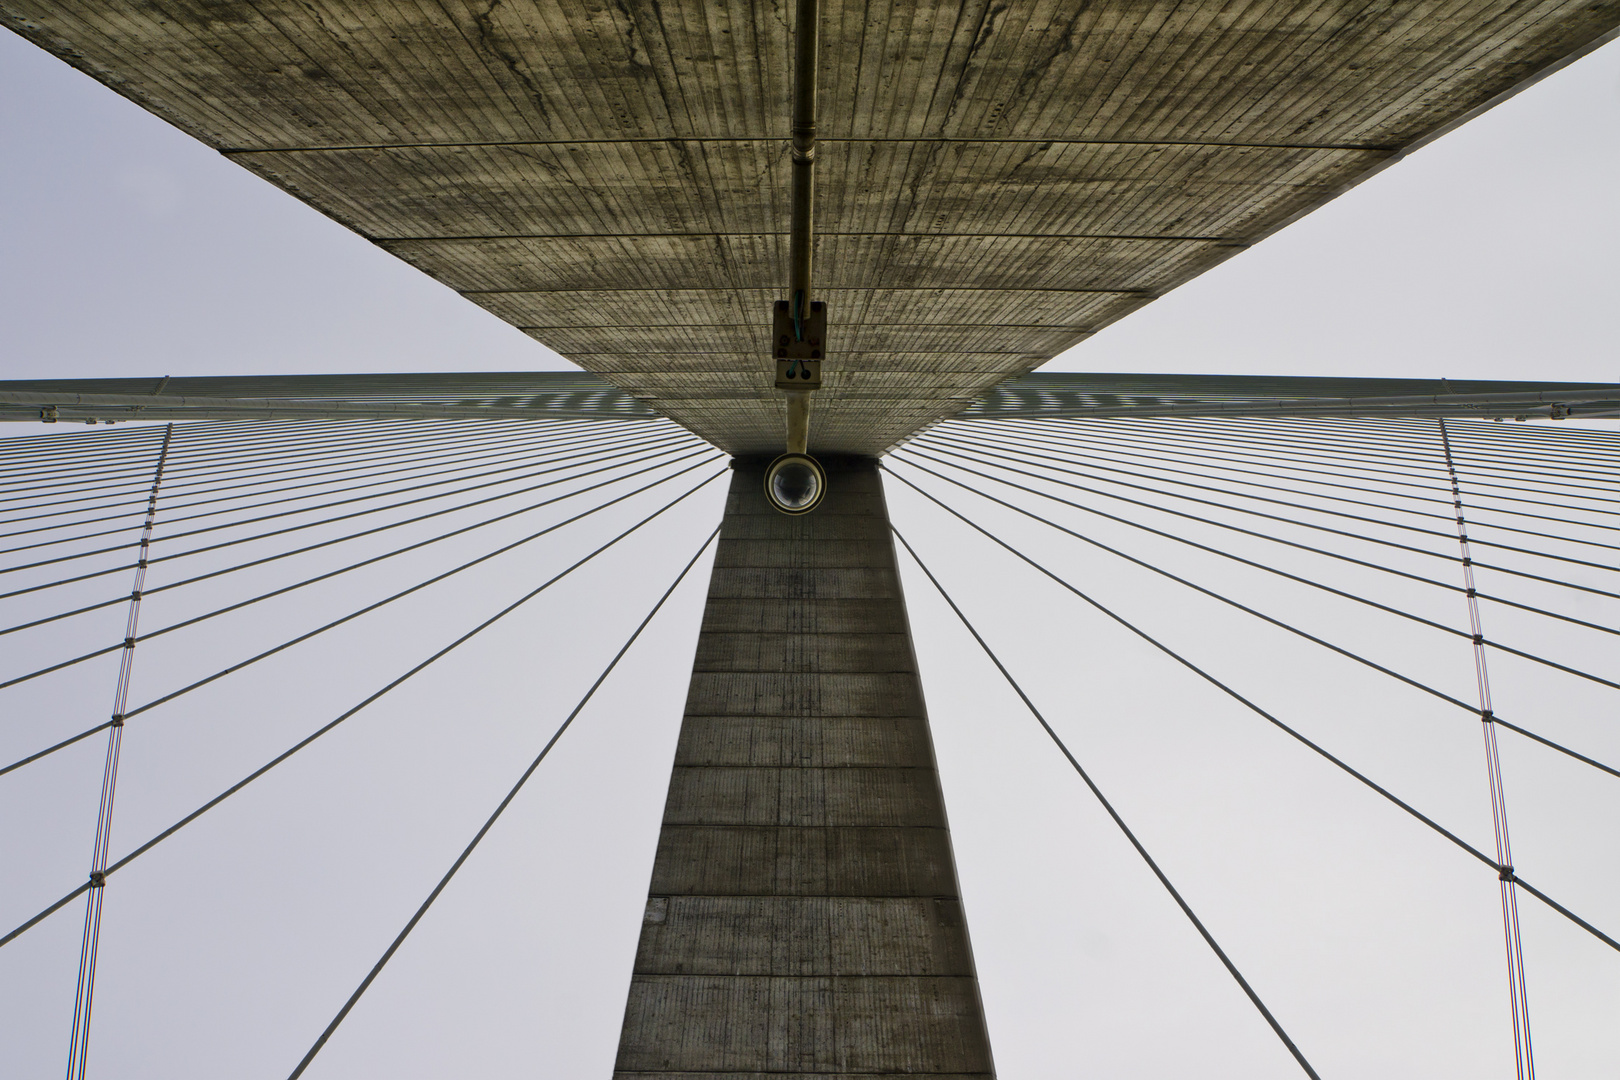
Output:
[763, 453, 827, 515]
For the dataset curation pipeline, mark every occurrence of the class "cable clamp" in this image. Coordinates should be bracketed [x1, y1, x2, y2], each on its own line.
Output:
[130, 590, 142, 601]
[110, 714, 125, 728]
[1498, 864, 1515, 882]
[1479, 709, 1494, 723]
[1461, 557, 1472, 567]
[88, 871, 106, 888]
[124, 637, 137, 649]
[1465, 587, 1475, 598]
[1472, 633, 1484, 646]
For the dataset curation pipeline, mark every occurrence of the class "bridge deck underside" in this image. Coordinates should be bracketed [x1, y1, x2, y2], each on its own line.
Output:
[615, 458, 993, 1077]
[5, 1, 1617, 452]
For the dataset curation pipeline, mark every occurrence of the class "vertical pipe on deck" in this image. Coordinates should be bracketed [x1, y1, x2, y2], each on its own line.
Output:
[785, 0, 818, 455]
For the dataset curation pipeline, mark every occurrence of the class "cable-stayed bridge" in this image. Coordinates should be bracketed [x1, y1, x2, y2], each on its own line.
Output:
[2, 3, 1618, 1078]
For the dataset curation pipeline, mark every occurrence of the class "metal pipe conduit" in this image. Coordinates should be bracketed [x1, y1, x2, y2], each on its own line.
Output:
[784, 0, 818, 458]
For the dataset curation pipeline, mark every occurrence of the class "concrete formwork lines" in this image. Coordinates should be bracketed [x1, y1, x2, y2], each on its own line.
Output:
[615, 457, 993, 1077]
[9, 1, 1616, 453]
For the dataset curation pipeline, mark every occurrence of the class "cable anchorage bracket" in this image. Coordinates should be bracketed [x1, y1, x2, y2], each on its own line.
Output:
[773, 297, 825, 390]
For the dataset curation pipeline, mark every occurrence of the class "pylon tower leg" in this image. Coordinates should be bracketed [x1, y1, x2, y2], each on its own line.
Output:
[614, 455, 995, 1077]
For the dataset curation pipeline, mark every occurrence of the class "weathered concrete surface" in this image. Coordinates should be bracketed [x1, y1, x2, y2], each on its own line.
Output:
[615, 458, 993, 1077]
[4, 2, 1616, 452]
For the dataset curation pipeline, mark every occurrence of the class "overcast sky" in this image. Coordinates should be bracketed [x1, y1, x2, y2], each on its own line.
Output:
[1, 26, 1617, 1080]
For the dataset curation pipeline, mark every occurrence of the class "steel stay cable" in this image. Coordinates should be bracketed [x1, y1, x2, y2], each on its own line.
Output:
[0, 413, 362, 449]
[1487, 719, 1620, 780]
[0, 414, 646, 470]
[0, 418, 652, 529]
[0, 423, 160, 452]
[0, 445, 714, 639]
[0, 422, 636, 501]
[894, 451, 1477, 614]
[0, 470, 726, 952]
[964, 417, 1459, 504]
[29, 412, 604, 467]
[889, 457, 1614, 714]
[0, 413, 517, 457]
[904, 445, 1462, 571]
[120, 414, 631, 465]
[0, 425, 682, 556]
[903, 448, 1484, 637]
[1241, 413, 1620, 478]
[0, 442, 176, 485]
[1169, 413, 1620, 469]
[882, 465, 1620, 781]
[1184, 428, 1620, 517]
[933, 448, 1620, 658]
[0, 439, 711, 604]
[913, 445, 1620, 651]
[0, 450, 720, 692]
[0, 447, 191, 504]
[0, 423, 181, 467]
[914, 440, 1620, 637]
[1440, 419, 1533, 1080]
[927, 428, 1620, 558]
[966, 417, 1620, 535]
[0, 422, 573, 513]
[1438, 444, 1620, 484]
[0, 417, 645, 511]
[1426, 422, 1620, 451]
[0, 415, 533, 475]
[1, 426, 696, 573]
[972, 417, 1620, 522]
[899, 447, 1620, 608]
[1436, 422, 1620, 457]
[1391, 491, 1620, 541]
[1206, 410, 1606, 443]
[1002, 417, 1461, 475]
[0, 418, 471, 486]
[0, 510, 146, 546]
[886, 489, 1620, 956]
[889, 527, 1321, 1080]
[929, 425, 1461, 524]
[966, 414, 1463, 488]
[1438, 459, 1620, 498]
[11, 452, 724, 708]
[120, 416, 642, 481]
[0, 418, 648, 526]
[978, 415, 1620, 513]
[0, 418, 397, 472]
[0, 429, 658, 553]
[947, 421, 1620, 536]
[0, 412, 445, 459]
[1124, 413, 1488, 458]
[0, 461, 725, 774]
[0, 428, 696, 574]
[284, 520, 721, 1080]
[923, 431, 1620, 570]
[0, 722, 114, 780]
[66, 422, 172, 1080]
[1129, 414, 1620, 483]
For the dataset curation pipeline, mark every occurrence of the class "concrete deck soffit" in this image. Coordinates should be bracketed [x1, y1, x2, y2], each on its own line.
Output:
[4, 2, 1617, 452]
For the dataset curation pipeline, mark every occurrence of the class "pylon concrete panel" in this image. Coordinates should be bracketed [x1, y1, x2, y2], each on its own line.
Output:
[615, 457, 993, 1078]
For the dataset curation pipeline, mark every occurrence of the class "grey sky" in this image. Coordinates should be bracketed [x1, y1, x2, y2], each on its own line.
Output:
[1, 27, 1617, 1080]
